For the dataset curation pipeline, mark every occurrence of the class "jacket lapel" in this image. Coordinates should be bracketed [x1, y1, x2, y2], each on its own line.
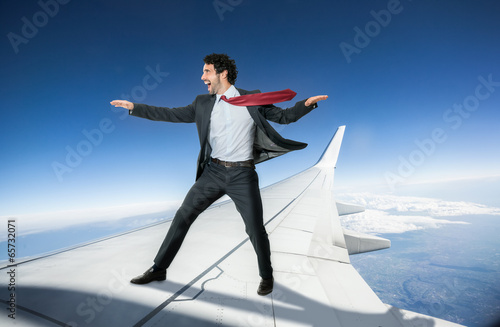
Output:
[199, 95, 217, 146]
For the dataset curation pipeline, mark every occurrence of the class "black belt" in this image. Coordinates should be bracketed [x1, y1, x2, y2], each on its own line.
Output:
[211, 157, 255, 169]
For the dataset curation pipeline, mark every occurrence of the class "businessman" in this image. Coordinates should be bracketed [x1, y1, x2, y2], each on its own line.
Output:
[111, 53, 328, 295]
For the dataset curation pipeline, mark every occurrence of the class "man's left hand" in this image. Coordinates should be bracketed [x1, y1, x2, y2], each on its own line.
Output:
[305, 95, 328, 107]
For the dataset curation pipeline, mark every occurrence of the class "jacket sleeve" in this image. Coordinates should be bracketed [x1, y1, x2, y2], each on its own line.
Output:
[258, 99, 318, 124]
[129, 99, 196, 123]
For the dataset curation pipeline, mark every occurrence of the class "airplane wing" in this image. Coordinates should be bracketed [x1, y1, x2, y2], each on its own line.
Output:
[0, 126, 464, 327]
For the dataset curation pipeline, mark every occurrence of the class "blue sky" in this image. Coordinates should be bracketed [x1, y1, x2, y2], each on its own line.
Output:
[1, 0, 499, 216]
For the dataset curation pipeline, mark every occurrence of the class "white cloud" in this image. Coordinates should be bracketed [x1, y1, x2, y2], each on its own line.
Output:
[340, 192, 500, 216]
[336, 192, 500, 235]
[340, 209, 468, 235]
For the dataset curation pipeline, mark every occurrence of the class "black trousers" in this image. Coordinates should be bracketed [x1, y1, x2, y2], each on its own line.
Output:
[154, 162, 273, 279]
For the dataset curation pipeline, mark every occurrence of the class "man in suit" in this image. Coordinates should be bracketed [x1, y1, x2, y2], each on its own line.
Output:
[111, 53, 327, 295]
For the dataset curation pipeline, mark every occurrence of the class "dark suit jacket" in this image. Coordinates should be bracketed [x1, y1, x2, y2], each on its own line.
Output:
[131, 88, 317, 180]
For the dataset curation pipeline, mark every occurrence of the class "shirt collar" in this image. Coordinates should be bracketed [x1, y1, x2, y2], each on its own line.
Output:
[216, 85, 239, 102]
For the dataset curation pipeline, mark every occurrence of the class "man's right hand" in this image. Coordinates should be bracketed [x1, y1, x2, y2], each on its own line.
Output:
[110, 100, 134, 110]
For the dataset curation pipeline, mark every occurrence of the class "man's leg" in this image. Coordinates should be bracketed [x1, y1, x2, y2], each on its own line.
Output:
[226, 167, 273, 280]
[154, 164, 226, 269]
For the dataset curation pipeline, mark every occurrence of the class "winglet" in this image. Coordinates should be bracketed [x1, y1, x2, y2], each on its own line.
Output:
[314, 125, 346, 168]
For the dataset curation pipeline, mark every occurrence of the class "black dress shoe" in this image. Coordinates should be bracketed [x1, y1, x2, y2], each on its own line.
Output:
[130, 266, 166, 284]
[257, 277, 274, 296]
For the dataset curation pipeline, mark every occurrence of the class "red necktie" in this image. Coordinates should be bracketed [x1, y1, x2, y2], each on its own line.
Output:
[220, 88, 297, 106]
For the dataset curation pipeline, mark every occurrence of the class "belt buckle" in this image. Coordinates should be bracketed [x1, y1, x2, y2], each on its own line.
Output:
[224, 161, 231, 168]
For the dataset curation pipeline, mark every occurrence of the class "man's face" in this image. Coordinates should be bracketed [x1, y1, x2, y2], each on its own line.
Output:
[201, 64, 224, 95]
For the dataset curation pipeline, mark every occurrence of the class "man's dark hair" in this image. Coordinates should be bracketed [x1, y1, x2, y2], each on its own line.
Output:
[204, 53, 238, 85]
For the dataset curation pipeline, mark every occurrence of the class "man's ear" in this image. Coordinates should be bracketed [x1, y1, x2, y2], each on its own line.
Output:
[220, 70, 228, 81]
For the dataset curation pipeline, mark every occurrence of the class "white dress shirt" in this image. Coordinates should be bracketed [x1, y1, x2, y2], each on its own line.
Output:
[209, 85, 256, 162]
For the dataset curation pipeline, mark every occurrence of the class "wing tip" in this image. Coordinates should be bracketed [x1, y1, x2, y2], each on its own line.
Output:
[314, 125, 346, 168]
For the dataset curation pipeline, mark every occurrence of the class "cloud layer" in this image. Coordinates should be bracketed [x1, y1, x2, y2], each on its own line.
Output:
[337, 192, 500, 235]
[3, 192, 499, 241]
[0, 201, 181, 241]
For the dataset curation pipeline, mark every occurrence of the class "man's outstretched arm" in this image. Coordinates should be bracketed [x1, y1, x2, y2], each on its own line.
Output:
[110, 99, 196, 123]
[260, 94, 329, 124]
